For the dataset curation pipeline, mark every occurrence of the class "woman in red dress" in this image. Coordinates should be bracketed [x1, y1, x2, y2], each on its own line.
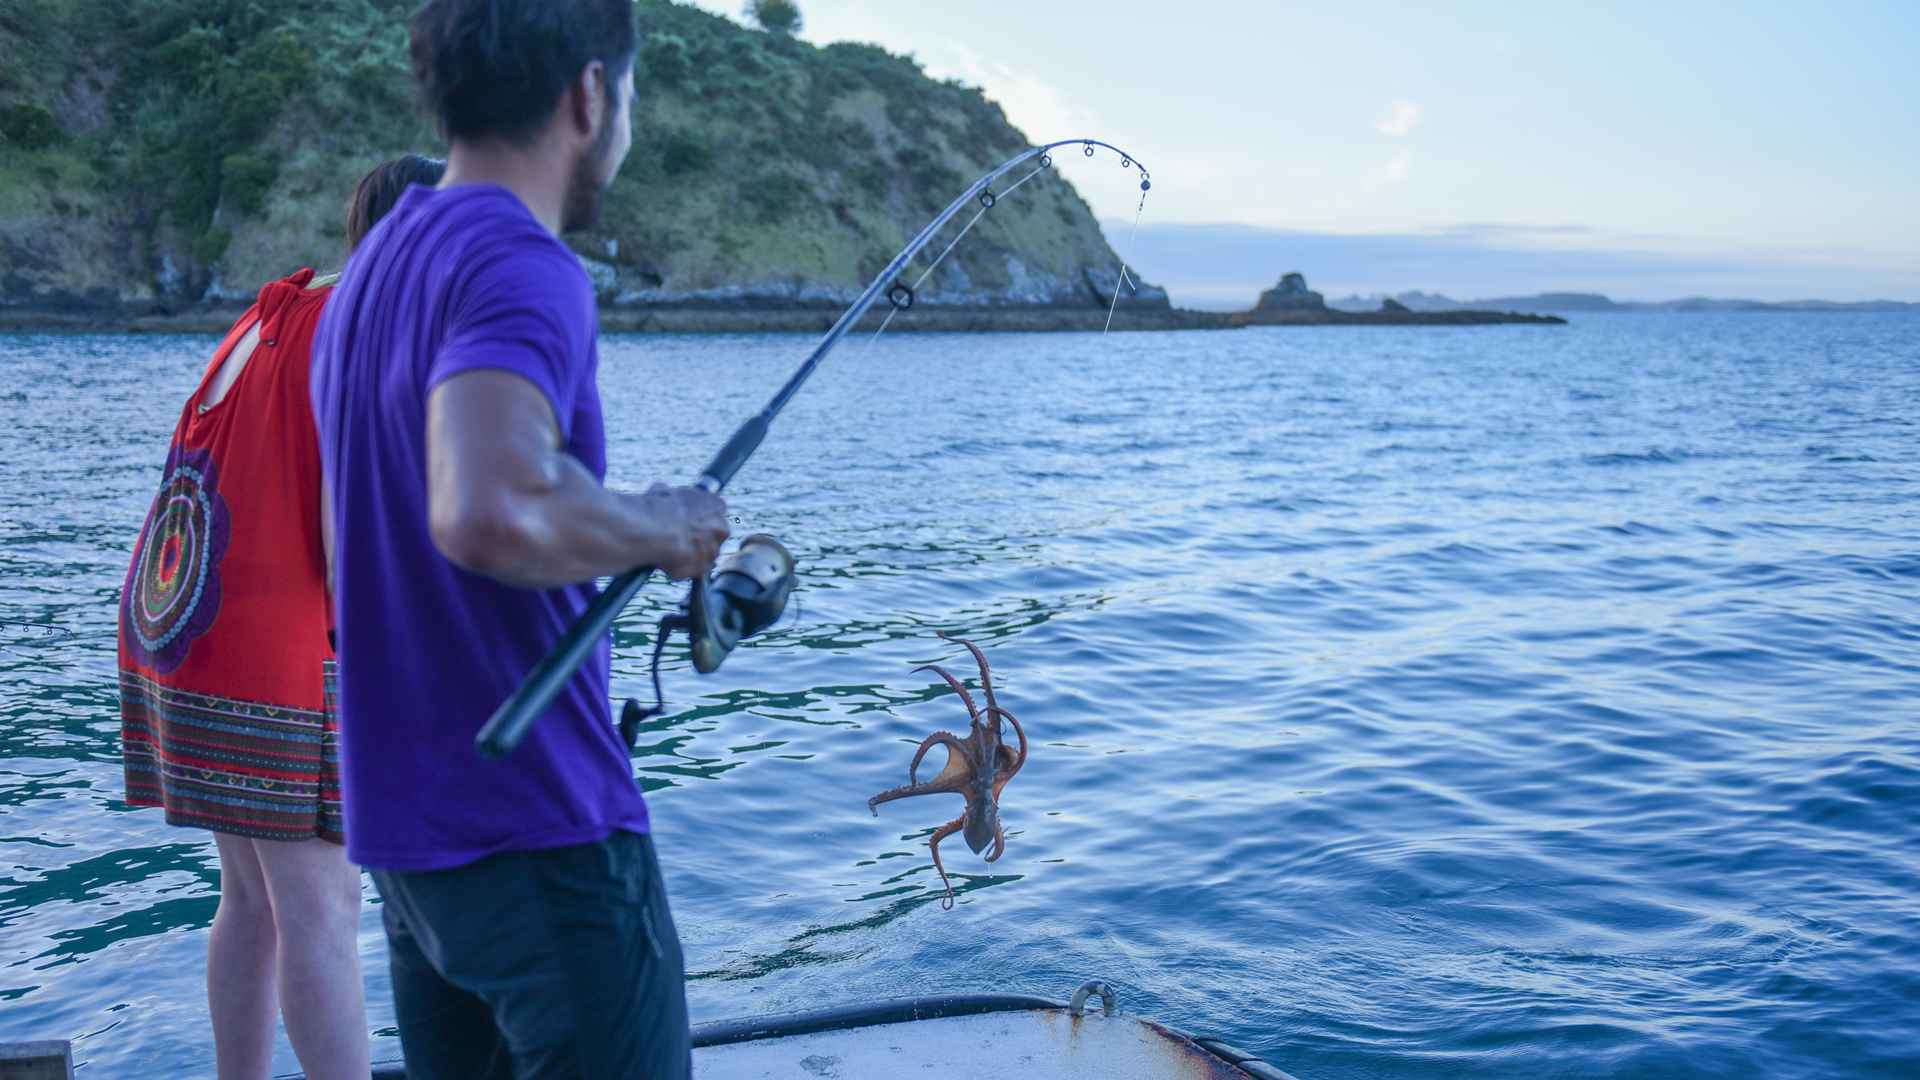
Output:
[119, 155, 443, 1080]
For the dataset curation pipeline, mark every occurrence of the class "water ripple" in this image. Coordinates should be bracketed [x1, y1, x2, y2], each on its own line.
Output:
[3, 315, 1919, 1076]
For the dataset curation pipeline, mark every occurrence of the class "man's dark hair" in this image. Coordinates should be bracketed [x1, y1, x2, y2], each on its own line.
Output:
[346, 155, 447, 252]
[409, 0, 637, 145]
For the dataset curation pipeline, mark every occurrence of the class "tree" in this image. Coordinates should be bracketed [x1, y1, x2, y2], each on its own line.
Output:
[745, 0, 801, 36]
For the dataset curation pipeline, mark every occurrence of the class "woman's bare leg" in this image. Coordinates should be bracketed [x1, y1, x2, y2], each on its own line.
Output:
[208, 834, 279, 1080]
[254, 837, 370, 1080]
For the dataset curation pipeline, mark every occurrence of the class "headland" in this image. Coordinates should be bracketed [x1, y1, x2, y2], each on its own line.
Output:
[0, 2, 1182, 335]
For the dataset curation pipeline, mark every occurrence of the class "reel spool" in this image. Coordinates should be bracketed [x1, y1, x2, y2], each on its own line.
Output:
[620, 534, 797, 746]
[682, 533, 796, 674]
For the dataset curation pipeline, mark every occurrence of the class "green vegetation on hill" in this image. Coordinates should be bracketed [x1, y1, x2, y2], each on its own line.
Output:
[0, 0, 1158, 319]
[1, 0, 430, 306]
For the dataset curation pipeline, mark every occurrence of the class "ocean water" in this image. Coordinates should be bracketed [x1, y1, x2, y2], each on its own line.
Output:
[1, 313, 1917, 1078]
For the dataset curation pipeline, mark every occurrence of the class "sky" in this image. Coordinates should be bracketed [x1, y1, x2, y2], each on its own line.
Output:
[689, 1, 1920, 305]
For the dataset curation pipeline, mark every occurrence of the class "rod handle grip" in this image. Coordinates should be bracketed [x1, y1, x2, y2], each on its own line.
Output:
[698, 414, 769, 493]
[473, 566, 656, 759]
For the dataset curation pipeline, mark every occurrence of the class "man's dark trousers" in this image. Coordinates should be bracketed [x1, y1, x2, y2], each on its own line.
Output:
[370, 830, 691, 1079]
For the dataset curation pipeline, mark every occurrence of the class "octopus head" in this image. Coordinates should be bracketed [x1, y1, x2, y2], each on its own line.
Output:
[963, 797, 998, 855]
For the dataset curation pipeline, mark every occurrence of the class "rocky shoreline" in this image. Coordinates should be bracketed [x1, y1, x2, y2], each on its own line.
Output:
[0, 272, 1572, 335]
[0, 301, 1236, 336]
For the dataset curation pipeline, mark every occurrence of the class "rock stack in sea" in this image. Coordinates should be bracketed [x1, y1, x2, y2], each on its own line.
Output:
[1254, 272, 1328, 312]
[1233, 272, 1566, 326]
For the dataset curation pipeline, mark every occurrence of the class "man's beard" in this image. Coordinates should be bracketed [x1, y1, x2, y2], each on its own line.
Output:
[560, 120, 618, 233]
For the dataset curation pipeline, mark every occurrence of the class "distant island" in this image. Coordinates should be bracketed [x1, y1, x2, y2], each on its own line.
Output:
[1232, 273, 1564, 327]
[1327, 290, 1920, 315]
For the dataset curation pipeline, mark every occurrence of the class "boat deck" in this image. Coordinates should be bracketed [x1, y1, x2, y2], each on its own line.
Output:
[300, 987, 1301, 1080]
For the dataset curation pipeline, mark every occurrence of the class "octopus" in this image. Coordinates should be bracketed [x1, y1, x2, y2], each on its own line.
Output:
[868, 631, 1028, 909]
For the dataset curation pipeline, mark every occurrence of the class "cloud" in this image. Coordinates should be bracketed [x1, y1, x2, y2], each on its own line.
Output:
[1098, 220, 1920, 308]
[1377, 100, 1423, 137]
[688, 1, 1097, 140]
[1437, 223, 1595, 237]
[1382, 151, 1413, 185]
[939, 41, 1101, 143]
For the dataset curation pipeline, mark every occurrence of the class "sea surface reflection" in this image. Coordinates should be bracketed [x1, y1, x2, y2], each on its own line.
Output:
[3, 314, 1918, 1077]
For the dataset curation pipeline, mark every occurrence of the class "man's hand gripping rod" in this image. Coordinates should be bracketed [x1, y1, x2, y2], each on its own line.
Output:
[473, 138, 1151, 758]
[472, 415, 765, 758]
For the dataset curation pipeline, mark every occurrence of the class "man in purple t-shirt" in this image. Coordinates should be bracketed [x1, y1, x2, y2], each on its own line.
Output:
[309, 2, 726, 1076]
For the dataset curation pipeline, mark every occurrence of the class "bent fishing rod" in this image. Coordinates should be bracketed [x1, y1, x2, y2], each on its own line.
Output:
[475, 137, 1152, 758]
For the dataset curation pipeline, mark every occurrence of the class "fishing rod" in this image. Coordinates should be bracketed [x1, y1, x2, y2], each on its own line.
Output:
[474, 137, 1152, 758]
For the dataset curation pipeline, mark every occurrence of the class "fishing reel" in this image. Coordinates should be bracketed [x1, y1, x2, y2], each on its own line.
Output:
[676, 533, 796, 674]
[620, 534, 797, 747]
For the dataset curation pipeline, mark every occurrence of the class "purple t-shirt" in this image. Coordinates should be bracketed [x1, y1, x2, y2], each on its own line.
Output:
[310, 184, 647, 870]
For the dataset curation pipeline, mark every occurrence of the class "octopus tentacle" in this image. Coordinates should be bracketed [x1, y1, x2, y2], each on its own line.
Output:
[928, 817, 964, 909]
[907, 730, 972, 786]
[911, 662, 981, 723]
[867, 769, 970, 814]
[986, 818, 1006, 862]
[986, 706, 1027, 786]
[938, 631, 1000, 717]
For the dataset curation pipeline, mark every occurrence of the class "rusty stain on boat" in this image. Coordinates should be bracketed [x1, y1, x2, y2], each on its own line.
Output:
[1038, 1007, 1253, 1077]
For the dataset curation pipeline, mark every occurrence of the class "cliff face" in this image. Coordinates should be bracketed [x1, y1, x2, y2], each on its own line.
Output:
[0, 0, 1165, 321]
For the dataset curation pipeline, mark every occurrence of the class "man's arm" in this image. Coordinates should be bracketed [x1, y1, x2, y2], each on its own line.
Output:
[426, 368, 728, 588]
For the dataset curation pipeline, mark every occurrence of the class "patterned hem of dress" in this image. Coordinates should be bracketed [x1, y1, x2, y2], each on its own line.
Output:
[122, 791, 346, 845]
[120, 666, 344, 845]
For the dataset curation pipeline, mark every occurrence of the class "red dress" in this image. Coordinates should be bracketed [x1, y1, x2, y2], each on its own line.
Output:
[118, 269, 342, 842]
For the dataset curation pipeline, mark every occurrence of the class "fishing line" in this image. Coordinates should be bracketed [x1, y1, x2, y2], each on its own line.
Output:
[1104, 180, 1151, 334]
